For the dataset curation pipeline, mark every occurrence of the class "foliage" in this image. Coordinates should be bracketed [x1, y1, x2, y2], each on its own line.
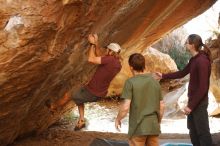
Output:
[168, 45, 191, 70]
[153, 27, 191, 70]
[63, 111, 77, 121]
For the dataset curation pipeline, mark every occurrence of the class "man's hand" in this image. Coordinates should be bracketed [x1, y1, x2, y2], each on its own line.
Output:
[88, 34, 98, 45]
[115, 118, 121, 132]
[183, 106, 192, 115]
[93, 34, 98, 45]
[152, 72, 162, 80]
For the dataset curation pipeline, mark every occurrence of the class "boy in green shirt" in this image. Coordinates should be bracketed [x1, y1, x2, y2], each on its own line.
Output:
[115, 53, 164, 146]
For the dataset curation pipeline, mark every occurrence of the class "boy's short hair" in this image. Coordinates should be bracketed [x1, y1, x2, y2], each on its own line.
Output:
[128, 53, 145, 72]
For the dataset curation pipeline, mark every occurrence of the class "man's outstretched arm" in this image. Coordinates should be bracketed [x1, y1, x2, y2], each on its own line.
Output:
[87, 34, 102, 64]
[87, 44, 101, 64]
[91, 34, 105, 57]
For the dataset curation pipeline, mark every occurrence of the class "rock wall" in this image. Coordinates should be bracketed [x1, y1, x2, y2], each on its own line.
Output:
[209, 34, 220, 105]
[0, 0, 217, 145]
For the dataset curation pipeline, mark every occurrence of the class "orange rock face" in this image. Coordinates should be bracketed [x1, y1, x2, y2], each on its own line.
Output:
[0, 0, 217, 145]
[209, 35, 220, 105]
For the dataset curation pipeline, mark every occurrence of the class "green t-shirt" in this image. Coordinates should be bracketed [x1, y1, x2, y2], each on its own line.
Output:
[121, 74, 163, 137]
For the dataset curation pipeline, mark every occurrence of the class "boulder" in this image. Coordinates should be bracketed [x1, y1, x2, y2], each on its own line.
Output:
[107, 47, 178, 96]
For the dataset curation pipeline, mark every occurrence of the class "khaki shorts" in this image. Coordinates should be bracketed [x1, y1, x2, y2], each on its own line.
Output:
[71, 87, 100, 105]
[129, 135, 159, 146]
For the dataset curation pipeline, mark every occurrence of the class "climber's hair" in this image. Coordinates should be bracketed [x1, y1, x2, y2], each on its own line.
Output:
[128, 53, 145, 72]
[187, 34, 212, 62]
[104, 46, 122, 61]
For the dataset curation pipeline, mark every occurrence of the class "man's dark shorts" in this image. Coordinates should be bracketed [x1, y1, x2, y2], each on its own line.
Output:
[72, 87, 101, 105]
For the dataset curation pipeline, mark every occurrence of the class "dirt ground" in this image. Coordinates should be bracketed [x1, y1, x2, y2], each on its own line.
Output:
[10, 126, 190, 146]
[9, 114, 191, 146]
[10, 124, 220, 146]
[10, 98, 220, 146]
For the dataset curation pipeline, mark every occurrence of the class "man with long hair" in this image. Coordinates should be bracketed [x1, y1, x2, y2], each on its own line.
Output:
[156, 34, 213, 146]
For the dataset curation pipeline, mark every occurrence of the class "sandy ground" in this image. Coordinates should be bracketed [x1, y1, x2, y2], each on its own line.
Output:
[10, 125, 220, 146]
[11, 126, 191, 146]
[10, 99, 220, 146]
[10, 114, 220, 146]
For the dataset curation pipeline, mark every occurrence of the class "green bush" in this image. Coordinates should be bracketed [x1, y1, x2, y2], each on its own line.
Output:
[168, 46, 191, 70]
[152, 27, 191, 70]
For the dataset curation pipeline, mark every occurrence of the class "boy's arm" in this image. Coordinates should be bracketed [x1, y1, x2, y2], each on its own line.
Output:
[115, 99, 131, 131]
[159, 100, 165, 123]
[117, 99, 131, 120]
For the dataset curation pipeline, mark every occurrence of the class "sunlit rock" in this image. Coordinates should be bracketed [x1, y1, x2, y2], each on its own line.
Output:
[108, 47, 178, 96]
[164, 83, 219, 118]
[163, 84, 186, 119]
[209, 34, 220, 116]
[143, 47, 177, 73]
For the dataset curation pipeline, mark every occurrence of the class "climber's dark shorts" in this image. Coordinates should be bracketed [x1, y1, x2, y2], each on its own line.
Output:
[71, 87, 100, 105]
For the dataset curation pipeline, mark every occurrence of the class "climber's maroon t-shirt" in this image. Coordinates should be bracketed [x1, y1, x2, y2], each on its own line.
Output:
[85, 56, 121, 97]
